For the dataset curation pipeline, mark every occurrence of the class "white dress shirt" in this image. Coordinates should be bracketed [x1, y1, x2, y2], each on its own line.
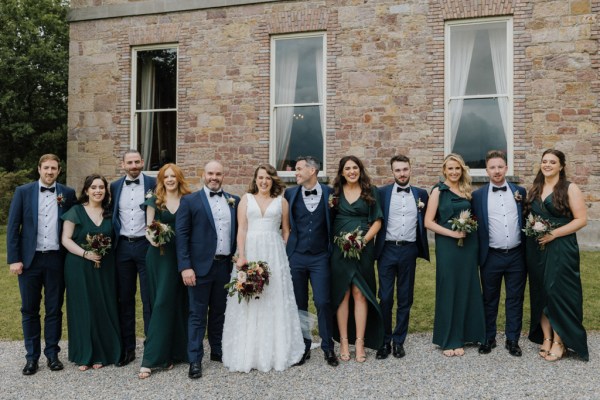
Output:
[204, 187, 232, 256]
[487, 183, 521, 250]
[385, 184, 418, 242]
[118, 174, 147, 237]
[301, 183, 322, 212]
[36, 181, 60, 251]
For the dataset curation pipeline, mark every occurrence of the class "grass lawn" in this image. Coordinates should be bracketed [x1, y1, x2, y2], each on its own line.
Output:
[1, 228, 598, 340]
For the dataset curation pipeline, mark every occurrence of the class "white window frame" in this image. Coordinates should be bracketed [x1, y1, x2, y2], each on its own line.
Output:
[444, 17, 514, 176]
[270, 32, 327, 177]
[130, 44, 179, 175]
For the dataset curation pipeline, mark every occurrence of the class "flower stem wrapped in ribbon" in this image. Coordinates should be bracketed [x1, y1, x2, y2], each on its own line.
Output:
[334, 227, 366, 259]
[146, 220, 174, 255]
[448, 209, 478, 247]
[224, 260, 270, 303]
[81, 233, 112, 268]
[522, 214, 554, 250]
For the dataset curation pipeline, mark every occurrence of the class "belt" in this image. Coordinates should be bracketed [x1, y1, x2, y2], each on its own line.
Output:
[213, 254, 230, 261]
[36, 250, 60, 254]
[120, 235, 145, 243]
[489, 246, 521, 254]
[385, 240, 415, 246]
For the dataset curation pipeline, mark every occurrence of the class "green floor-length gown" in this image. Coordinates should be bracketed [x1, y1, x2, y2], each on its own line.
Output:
[526, 191, 588, 360]
[62, 205, 121, 366]
[330, 186, 384, 350]
[141, 196, 188, 368]
[431, 182, 485, 349]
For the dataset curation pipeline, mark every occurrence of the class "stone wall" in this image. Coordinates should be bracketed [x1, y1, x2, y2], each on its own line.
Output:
[67, 0, 599, 247]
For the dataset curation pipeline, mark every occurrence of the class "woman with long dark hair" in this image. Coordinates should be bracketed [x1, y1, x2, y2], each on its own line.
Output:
[61, 174, 121, 370]
[330, 155, 384, 362]
[526, 149, 588, 361]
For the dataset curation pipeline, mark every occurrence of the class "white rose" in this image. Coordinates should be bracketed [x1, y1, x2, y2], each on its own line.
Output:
[237, 271, 247, 283]
[533, 222, 546, 232]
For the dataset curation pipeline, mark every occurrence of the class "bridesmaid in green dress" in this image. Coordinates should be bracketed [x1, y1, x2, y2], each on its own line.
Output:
[138, 163, 192, 379]
[424, 154, 485, 357]
[61, 174, 121, 370]
[525, 149, 588, 361]
[330, 156, 384, 363]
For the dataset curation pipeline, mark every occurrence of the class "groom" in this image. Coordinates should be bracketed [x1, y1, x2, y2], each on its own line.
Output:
[285, 156, 338, 367]
[176, 160, 239, 379]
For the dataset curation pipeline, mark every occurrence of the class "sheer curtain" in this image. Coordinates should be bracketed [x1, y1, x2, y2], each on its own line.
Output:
[140, 56, 156, 165]
[315, 46, 324, 140]
[275, 45, 299, 170]
[488, 28, 508, 139]
[449, 30, 476, 150]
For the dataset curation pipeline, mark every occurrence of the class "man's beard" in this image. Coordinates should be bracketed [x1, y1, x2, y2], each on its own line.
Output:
[395, 177, 410, 186]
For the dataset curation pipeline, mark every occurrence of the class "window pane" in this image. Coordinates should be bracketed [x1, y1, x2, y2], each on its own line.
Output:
[274, 37, 323, 104]
[464, 30, 498, 95]
[136, 111, 176, 171]
[136, 48, 177, 110]
[275, 105, 323, 171]
[450, 98, 507, 169]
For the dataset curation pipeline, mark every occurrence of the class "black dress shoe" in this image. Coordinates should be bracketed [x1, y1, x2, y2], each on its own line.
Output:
[376, 343, 391, 360]
[116, 350, 136, 367]
[293, 349, 311, 366]
[22, 360, 39, 376]
[324, 350, 339, 367]
[505, 340, 522, 357]
[210, 353, 222, 363]
[47, 356, 64, 371]
[392, 343, 406, 358]
[478, 339, 497, 354]
[188, 362, 202, 379]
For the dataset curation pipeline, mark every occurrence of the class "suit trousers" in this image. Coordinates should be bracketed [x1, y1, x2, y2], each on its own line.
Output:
[18, 251, 65, 361]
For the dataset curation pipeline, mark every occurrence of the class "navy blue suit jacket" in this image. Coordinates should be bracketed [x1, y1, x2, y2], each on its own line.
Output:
[375, 184, 430, 262]
[284, 183, 333, 258]
[110, 174, 156, 247]
[7, 181, 77, 269]
[472, 182, 527, 266]
[175, 189, 239, 277]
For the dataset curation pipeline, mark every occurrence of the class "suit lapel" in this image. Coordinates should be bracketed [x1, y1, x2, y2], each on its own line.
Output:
[508, 183, 524, 227]
[481, 184, 490, 235]
[200, 189, 217, 232]
[410, 187, 423, 229]
[384, 185, 393, 219]
[31, 183, 39, 232]
[112, 177, 125, 215]
[223, 191, 236, 246]
[320, 184, 331, 234]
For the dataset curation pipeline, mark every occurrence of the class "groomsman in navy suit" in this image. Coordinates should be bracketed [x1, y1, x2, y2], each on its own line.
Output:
[176, 161, 239, 379]
[110, 149, 156, 366]
[7, 154, 76, 375]
[285, 156, 338, 367]
[472, 150, 527, 357]
[375, 155, 429, 359]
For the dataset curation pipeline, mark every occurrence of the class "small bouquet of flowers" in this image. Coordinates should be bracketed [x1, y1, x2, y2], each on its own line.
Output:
[328, 194, 339, 209]
[334, 227, 366, 259]
[146, 220, 174, 255]
[82, 233, 112, 268]
[225, 260, 271, 303]
[523, 214, 554, 250]
[448, 209, 478, 247]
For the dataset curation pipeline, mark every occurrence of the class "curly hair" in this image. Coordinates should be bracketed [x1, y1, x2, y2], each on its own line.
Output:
[77, 174, 112, 218]
[332, 155, 376, 205]
[442, 153, 473, 200]
[247, 164, 285, 198]
[525, 149, 571, 217]
[155, 163, 192, 209]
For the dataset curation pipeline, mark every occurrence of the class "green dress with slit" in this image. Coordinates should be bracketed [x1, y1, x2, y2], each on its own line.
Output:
[526, 190, 588, 360]
[330, 186, 384, 350]
[62, 204, 121, 366]
[140, 196, 189, 368]
[431, 182, 485, 350]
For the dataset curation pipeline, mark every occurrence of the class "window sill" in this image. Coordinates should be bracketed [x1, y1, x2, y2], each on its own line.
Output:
[281, 176, 330, 185]
[471, 175, 522, 184]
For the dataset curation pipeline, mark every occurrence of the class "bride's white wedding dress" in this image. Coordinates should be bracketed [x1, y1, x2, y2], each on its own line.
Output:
[222, 194, 304, 372]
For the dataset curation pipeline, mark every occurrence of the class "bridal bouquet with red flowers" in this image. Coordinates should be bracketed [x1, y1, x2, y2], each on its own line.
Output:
[225, 260, 271, 303]
[523, 214, 554, 250]
[146, 220, 174, 255]
[82, 233, 112, 268]
[448, 209, 478, 247]
[334, 227, 366, 260]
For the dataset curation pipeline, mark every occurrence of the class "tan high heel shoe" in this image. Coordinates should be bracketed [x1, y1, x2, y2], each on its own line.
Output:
[339, 337, 350, 362]
[539, 337, 552, 358]
[355, 337, 366, 363]
[544, 341, 565, 362]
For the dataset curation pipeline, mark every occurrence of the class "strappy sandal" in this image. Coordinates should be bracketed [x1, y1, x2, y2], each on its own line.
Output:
[355, 338, 367, 363]
[339, 337, 350, 362]
[453, 348, 465, 357]
[138, 367, 152, 379]
[544, 341, 565, 362]
[539, 337, 552, 358]
[78, 365, 90, 371]
[442, 349, 455, 357]
[92, 363, 103, 370]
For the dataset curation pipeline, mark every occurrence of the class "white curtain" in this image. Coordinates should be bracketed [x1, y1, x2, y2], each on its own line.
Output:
[488, 27, 508, 139]
[449, 29, 476, 150]
[315, 46, 325, 140]
[140, 56, 156, 165]
[275, 45, 299, 170]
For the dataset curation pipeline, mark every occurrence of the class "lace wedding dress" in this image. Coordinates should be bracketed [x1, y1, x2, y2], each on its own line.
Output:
[222, 194, 305, 372]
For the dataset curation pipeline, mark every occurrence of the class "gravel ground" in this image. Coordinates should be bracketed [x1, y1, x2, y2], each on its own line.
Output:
[0, 332, 597, 400]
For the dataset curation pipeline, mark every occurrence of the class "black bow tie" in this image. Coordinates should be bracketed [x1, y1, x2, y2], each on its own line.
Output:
[125, 178, 140, 185]
[397, 186, 410, 193]
[305, 189, 318, 196]
[492, 186, 507, 192]
[210, 191, 223, 197]
[40, 186, 55, 193]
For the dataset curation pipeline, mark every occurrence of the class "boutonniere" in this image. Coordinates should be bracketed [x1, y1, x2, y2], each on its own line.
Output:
[514, 191, 522, 202]
[145, 189, 154, 199]
[56, 193, 65, 207]
[227, 197, 236, 208]
[416, 197, 425, 211]
[328, 194, 339, 209]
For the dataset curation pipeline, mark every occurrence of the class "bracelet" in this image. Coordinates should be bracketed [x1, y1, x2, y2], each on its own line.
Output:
[82, 251, 87, 258]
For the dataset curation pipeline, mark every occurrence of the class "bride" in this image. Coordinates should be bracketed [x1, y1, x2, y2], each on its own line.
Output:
[222, 164, 305, 372]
